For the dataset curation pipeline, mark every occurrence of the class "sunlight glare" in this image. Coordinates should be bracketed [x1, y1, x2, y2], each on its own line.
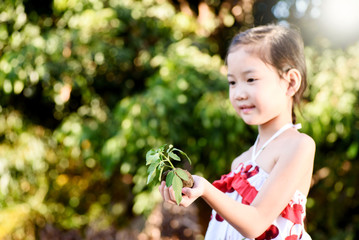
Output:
[321, 0, 359, 37]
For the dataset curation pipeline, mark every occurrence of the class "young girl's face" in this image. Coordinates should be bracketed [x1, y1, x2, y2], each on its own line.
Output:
[227, 46, 291, 126]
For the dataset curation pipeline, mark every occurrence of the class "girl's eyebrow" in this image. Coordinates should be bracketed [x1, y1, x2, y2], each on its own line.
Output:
[227, 69, 255, 78]
[242, 69, 255, 74]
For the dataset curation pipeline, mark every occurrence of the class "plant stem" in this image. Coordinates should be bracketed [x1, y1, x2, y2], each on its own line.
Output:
[161, 153, 175, 169]
[163, 163, 172, 168]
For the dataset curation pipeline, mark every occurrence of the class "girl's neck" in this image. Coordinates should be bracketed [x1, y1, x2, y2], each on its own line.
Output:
[257, 101, 294, 141]
[257, 117, 293, 143]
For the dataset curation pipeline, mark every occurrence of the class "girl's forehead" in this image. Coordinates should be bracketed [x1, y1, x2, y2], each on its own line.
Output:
[227, 49, 266, 68]
[227, 48, 278, 76]
[228, 45, 265, 61]
[228, 42, 272, 66]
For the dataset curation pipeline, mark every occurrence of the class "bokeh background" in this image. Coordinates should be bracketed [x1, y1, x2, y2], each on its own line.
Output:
[0, 0, 359, 239]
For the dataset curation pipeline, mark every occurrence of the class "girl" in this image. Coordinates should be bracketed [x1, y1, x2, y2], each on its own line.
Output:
[159, 24, 315, 240]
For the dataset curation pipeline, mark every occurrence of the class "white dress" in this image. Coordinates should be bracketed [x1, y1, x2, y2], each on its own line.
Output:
[205, 123, 312, 240]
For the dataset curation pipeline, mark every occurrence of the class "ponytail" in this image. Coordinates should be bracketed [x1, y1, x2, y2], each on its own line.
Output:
[292, 106, 296, 124]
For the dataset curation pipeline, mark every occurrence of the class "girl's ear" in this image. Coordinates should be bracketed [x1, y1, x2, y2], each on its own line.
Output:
[285, 69, 301, 97]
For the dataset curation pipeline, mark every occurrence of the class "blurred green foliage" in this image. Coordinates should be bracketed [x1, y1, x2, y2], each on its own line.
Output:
[0, 0, 358, 239]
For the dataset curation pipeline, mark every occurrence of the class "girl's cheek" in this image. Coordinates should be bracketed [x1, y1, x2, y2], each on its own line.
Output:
[229, 87, 237, 99]
[228, 90, 234, 101]
[229, 94, 236, 106]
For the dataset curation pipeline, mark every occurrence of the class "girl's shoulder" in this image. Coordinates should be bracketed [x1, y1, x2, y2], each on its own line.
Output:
[287, 131, 315, 149]
[279, 131, 316, 161]
[231, 149, 252, 171]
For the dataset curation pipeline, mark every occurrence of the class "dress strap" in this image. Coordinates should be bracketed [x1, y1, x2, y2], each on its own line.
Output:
[252, 123, 301, 162]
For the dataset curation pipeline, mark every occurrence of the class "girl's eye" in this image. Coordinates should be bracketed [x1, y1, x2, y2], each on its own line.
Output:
[228, 80, 236, 86]
[247, 78, 255, 83]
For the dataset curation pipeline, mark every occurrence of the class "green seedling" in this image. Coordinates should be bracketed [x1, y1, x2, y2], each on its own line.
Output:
[146, 144, 193, 205]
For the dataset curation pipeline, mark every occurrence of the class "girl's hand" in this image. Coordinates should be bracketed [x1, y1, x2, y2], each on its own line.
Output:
[159, 175, 206, 207]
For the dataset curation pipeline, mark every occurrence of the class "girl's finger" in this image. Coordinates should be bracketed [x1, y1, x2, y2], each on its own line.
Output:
[158, 181, 165, 199]
[163, 186, 176, 204]
[182, 187, 191, 197]
[168, 186, 177, 203]
[162, 185, 170, 201]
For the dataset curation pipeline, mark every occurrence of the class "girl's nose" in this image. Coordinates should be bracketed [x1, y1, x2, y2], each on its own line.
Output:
[233, 86, 247, 100]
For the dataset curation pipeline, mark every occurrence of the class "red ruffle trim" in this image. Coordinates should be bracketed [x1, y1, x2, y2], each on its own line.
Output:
[281, 202, 304, 224]
[212, 164, 259, 205]
[211, 164, 306, 239]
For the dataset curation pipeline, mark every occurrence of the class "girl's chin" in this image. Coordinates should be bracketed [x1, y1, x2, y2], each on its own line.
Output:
[239, 116, 270, 126]
[240, 118, 260, 125]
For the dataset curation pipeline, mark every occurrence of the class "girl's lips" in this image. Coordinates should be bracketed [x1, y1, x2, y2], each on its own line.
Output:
[239, 105, 255, 114]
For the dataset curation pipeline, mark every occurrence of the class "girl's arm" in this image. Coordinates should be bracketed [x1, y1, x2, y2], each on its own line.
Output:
[159, 134, 315, 238]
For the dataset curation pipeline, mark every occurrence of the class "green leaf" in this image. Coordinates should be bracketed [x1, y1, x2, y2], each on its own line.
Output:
[147, 171, 156, 185]
[158, 144, 167, 152]
[173, 148, 191, 165]
[146, 162, 159, 184]
[175, 168, 189, 181]
[169, 151, 180, 161]
[165, 171, 175, 187]
[146, 149, 160, 165]
[172, 174, 183, 205]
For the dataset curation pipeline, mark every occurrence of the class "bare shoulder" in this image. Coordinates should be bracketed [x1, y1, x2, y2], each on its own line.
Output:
[281, 131, 316, 163]
[231, 149, 251, 171]
[292, 132, 315, 151]
[274, 131, 316, 195]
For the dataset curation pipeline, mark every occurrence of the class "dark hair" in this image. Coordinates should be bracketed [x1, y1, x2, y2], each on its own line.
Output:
[226, 24, 307, 124]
